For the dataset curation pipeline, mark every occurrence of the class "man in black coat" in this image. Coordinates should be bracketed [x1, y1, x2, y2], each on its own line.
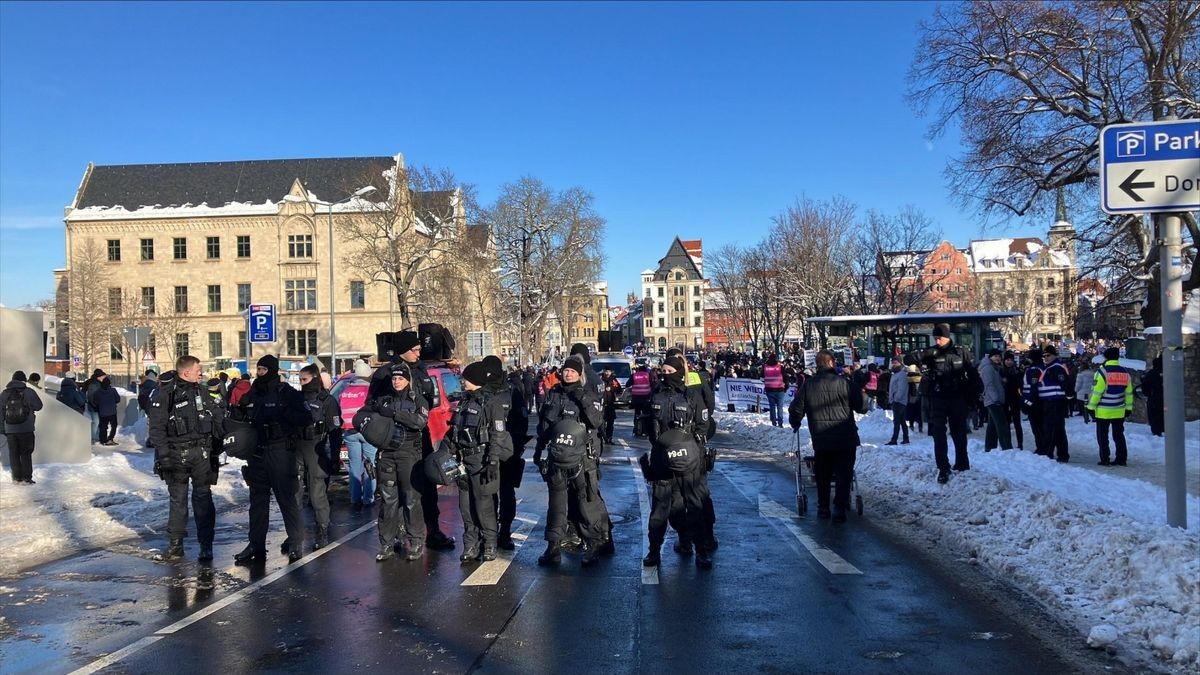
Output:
[915, 323, 980, 484]
[789, 350, 866, 522]
[3, 370, 44, 484]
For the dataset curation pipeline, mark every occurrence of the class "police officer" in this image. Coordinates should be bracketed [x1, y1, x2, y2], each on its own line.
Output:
[365, 362, 430, 561]
[233, 355, 310, 564]
[642, 355, 713, 569]
[1035, 346, 1071, 462]
[372, 330, 457, 551]
[1021, 348, 1045, 452]
[534, 355, 614, 567]
[915, 323, 980, 484]
[665, 347, 717, 554]
[627, 363, 654, 437]
[1088, 347, 1134, 466]
[482, 356, 530, 551]
[148, 355, 224, 561]
[599, 367, 621, 444]
[446, 362, 513, 562]
[295, 364, 341, 550]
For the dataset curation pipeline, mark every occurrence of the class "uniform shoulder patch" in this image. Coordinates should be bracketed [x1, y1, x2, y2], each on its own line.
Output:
[493, 420, 506, 432]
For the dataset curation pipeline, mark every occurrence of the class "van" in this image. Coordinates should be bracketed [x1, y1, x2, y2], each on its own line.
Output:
[590, 356, 634, 408]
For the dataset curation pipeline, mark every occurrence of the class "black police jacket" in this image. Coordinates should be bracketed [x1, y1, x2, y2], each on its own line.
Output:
[366, 387, 429, 454]
[788, 367, 866, 447]
[301, 388, 342, 443]
[148, 378, 224, 458]
[236, 375, 310, 445]
[447, 388, 513, 469]
[646, 380, 707, 444]
[916, 342, 980, 399]
[536, 382, 602, 458]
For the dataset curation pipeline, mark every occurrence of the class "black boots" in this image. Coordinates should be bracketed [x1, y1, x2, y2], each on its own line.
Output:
[581, 545, 602, 567]
[937, 469, 950, 484]
[673, 540, 694, 556]
[198, 543, 213, 562]
[164, 538, 184, 560]
[537, 542, 561, 566]
[460, 545, 481, 563]
[314, 525, 329, 550]
[427, 531, 456, 550]
[643, 548, 661, 567]
[497, 524, 515, 551]
[695, 548, 713, 569]
[481, 544, 497, 562]
[234, 544, 265, 564]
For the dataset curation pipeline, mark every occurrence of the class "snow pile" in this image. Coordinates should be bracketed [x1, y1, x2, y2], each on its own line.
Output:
[0, 416, 249, 576]
[718, 409, 1200, 671]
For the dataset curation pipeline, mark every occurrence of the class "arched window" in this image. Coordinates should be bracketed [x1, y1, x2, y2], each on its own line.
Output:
[658, 337, 667, 349]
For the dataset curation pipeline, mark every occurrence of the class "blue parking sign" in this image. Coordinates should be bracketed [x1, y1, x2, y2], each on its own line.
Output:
[249, 304, 276, 343]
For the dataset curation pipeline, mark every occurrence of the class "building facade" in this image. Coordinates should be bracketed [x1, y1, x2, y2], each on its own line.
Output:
[563, 282, 610, 353]
[641, 237, 705, 351]
[59, 154, 464, 376]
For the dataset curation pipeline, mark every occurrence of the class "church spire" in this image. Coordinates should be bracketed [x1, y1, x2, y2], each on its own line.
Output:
[1055, 187, 1067, 224]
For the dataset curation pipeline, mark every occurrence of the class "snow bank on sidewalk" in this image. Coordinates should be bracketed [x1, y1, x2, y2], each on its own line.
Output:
[0, 417, 249, 576]
[718, 409, 1200, 671]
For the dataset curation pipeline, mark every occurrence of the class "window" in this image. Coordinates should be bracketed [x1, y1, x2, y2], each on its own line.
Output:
[675, 272, 682, 281]
[237, 235, 251, 258]
[238, 331, 247, 358]
[1036, 313, 1044, 324]
[108, 288, 122, 315]
[1048, 313, 1057, 325]
[657, 287, 664, 297]
[675, 301, 683, 312]
[206, 236, 220, 259]
[285, 279, 317, 311]
[694, 285, 700, 296]
[173, 237, 187, 260]
[142, 287, 156, 314]
[1047, 277, 1056, 289]
[941, 252, 950, 261]
[174, 286, 188, 313]
[570, 328, 578, 338]
[140, 238, 154, 261]
[1017, 278, 1027, 291]
[237, 283, 251, 312]
[646, 319, 652, 328]
[175, 333, 190, 357]
[110, 335, 123, 361]
[286, 329, 318, 356]
[208, 332, 222, 359]
[107, 239, 121, 261]
[998, 279, 1007, 290]
[207, 284, 221, 313]
[658, 302, 664, 313]
[1036, 277, 1044, 289]
[694, 316, 701, 327]
[288, 234, 313, 258]
[658, 318, 665, 328]
[350, 280, 365, 309]
[984, 279, 993, 292]
[693, 301, 701, 312]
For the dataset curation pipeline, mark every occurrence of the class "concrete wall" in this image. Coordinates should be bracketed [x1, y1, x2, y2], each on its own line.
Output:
[0, 307, 90, 465]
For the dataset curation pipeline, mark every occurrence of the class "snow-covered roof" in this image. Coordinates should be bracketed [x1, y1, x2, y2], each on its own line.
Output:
[969, 237, 1070, 272]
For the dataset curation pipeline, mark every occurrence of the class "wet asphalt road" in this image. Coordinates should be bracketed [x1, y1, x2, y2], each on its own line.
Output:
[1, 413, 1101, 674]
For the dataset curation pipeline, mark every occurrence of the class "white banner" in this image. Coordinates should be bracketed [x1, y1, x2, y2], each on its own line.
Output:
[724, 378, 767, 408]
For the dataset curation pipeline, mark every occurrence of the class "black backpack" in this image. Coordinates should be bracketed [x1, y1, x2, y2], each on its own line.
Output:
[546, 417, 588, 472]
[654, 427, 701, 474]
[3, 388, 30, 425]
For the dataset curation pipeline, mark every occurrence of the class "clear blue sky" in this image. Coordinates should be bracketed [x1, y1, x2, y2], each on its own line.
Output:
[1, 0, 1040, 308]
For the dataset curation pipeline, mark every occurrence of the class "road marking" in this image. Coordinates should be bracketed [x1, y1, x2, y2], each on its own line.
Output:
[461, 512, 540, 586]
[758, 496, 861, 575]
[70, 520, 378, 675]
[629, 457, 659, 585]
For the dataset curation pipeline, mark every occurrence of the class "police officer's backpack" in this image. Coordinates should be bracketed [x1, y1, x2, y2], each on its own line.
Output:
[546, 417, 589, 471]
[450, 395, 491, 449]
[221, 417, 258, 460]
[353, 407, 396, 450]
[653, 427, 701, 474]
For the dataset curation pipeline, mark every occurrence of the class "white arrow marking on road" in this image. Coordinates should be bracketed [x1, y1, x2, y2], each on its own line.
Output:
[758, 496, 862, 575]
[629, 457, 659, 585]
[462, 512, 540, 586]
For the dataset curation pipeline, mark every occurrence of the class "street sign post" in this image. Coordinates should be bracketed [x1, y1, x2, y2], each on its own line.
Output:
[1100, 119, 1200, 214]
[466, 331, 493, 358]
[248, 304, 276, 343]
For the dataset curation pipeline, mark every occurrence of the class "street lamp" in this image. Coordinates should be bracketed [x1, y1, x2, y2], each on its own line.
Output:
[327, 185, 377, 376]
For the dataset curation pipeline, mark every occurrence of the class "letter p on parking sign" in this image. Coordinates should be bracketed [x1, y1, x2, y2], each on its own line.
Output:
[249, 304, 276, 343]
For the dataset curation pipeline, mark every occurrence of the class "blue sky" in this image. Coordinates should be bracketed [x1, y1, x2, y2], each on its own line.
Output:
[0, 0, 1030, 308]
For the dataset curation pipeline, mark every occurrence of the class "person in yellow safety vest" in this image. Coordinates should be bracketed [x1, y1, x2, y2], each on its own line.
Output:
[1087, 347, 1134, 467]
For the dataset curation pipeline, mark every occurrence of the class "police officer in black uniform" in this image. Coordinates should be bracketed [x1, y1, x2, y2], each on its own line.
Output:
[233, 355, 311, 564]
[371, 330, 456, 551]
[148, 355, 224, 561]
[446, 362, 513, 562]
[295, 364, 341, 550]
[915, 324, 981, 484]
[482, 356, 530, 551]
[534, 355, 614, 567]
[642, 355, 713, 569]
[365, 361, 430, 562]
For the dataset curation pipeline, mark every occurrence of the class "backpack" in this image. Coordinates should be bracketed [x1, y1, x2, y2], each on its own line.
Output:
[4, 388, 30, 425]
[546, 417, 589, 472]
[654, 427, 701, 474]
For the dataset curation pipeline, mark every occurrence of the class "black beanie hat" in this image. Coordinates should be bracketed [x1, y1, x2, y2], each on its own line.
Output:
[390, 362, 411, 380]
[462, 361, 488, 386]
[482, 355, 505, 385]
[1104, 347, 1120, 360]
[570, 343, 590, 362]
[562, 355, 585, 375]
[92, 368, 106, 378]
[257, 354, 280, 375]
[11, 370, 26, 382]
[665, 355, 687, 373]
[1042, 345, 1058, 356]
[932, 323, 951, 338]
[666, 347, 683, 359]
[396, 331, 421, 354]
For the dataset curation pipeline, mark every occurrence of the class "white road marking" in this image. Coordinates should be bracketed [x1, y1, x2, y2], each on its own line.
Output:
[758, 496, 862, 575]
[629, 457, 659, 585]
[70, 520, 379, 675]
[461, 512, 540, 586]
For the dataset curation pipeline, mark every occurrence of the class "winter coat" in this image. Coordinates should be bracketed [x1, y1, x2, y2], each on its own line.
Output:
[1074, 368, 1095, 402]
[85, 378, 103, 412]
[56, 378, 87, 414]
[980, 359, 1006, 408]
[227, 378, 252, 407]
[788, 367, 866, 448]
[89, 380, 121, 417]
[887, 368, 909, 407]
[2, 380, 44, 434]
[138, 375, 159, 411]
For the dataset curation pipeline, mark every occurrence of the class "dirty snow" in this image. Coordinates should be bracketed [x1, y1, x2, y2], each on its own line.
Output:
[717, 407, 1200, 671]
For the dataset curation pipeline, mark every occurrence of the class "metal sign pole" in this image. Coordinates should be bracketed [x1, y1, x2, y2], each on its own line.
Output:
[1158, 211, 1187, 529]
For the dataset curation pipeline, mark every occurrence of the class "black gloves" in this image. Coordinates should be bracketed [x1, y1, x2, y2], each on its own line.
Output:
[481, 461, 500, 485]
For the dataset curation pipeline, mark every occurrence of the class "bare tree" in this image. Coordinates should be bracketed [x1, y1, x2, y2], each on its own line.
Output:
[909, 0, 1200, 325]
[486, 176, 605, 364]
[848, 206, 949, 315]
[64, 238, 113, 374]
[337, 160, 473, 329]
[706, 244, 760, 352]
[772, 196, 859, 346]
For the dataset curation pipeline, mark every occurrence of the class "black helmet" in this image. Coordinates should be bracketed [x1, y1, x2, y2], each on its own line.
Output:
[221, 417, 258, 460]
[353, 407, 395, 449]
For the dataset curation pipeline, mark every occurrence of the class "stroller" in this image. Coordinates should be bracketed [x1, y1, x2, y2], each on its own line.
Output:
[793, 430, 863, 517]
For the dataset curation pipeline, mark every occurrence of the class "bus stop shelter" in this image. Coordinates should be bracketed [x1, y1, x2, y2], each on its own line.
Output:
[807, 311, 1023, 363]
